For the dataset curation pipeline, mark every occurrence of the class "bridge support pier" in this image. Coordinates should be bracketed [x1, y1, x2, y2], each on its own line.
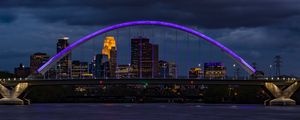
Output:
[0, 83, 29, 105]
[264, 82, 300, 106]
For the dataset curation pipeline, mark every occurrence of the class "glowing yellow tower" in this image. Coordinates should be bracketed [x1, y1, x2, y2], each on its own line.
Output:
[101, 36, 117, 78]
[102, 36, 117, 59]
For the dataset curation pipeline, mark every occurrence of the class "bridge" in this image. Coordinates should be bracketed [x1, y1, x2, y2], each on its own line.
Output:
[0, 79, 299, 106]
[2, 21, 298, 106]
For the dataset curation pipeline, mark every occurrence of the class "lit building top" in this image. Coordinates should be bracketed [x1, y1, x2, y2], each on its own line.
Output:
[102, 36, 117, 59]
[62, 37, 69, 40]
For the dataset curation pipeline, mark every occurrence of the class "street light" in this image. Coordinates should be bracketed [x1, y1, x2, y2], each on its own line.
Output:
[233, 64, 236, 80]
[163, 63, 167, 79]
[128, 63, 131, 79]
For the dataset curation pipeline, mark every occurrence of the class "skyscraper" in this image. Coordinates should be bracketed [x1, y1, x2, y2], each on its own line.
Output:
[30, 52, 50, 74]
[131, 37, 158, 78]
[57, 37, 72, 78]
[93, 54, 109, 78]
[102, 36, 117, 78]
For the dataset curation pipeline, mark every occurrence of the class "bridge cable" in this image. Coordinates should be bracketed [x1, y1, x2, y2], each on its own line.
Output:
[175, 30, 179, 78]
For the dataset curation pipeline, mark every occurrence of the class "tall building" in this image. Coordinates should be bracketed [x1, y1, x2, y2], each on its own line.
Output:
[168, 62, 177, 78]
[93, 54, 109, 78]
[204, 62, 226, 79]
[71, 60, 89, 79]
[152, 44, 159, 78]
[57, 37, 72, 78]
[131, 37, 158, 78]
[14, 63, 30, 78]
[102, 36, 117, 78]
[30, 53, 49, 74]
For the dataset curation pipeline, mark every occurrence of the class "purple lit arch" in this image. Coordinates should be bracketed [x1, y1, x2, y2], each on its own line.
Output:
[37, 21, 256, 74]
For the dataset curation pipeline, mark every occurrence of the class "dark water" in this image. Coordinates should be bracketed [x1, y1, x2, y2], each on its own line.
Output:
[0, 104, 299, 120]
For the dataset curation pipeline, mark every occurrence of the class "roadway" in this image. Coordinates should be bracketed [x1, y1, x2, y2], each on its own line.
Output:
[1, 79, 299, 87]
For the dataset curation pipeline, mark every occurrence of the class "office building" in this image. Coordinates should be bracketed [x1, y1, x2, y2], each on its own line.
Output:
[204, 62, 226, 79]
[71, 60, 89, 79]
[131, 37, 158, 78]
[102, 36, 117, 78]
[57, 37, 72, 78]
[30, 52, 49, 74]
[189, 67, 202, 79]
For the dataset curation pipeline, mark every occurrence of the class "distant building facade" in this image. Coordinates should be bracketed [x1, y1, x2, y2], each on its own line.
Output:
[131, 37, 158, 78]
[93, 54, 109, 78]
[189, 67, 202, 79]
[168, 62, 177, 78]
[71, 60, 89, 79]
[57, 37, 72, 78]
[204, 62, 226, 79]
[14, 63, 30, 78]
[115, 64, 134, 79]
[158, 60, 169, 78]
[30, 52, 49, 74]
[101, 36, 117, 78]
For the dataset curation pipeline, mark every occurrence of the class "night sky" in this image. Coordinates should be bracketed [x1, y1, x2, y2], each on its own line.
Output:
[0, 0, 300, 76]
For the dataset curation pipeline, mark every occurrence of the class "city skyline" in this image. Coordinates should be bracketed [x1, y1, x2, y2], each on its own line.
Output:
[1, 0, 300, 116]
[0, 0, 300, 76]
[7, 32, 299, 78]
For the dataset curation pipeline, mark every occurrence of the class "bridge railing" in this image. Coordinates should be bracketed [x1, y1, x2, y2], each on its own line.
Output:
[0, 76, 298, 81]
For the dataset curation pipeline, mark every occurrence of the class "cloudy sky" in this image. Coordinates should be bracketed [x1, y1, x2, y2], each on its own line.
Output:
[0, 0, 300, 76]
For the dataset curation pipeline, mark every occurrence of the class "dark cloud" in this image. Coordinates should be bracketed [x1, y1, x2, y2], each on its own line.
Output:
[1, 0, 300, 28]
[0, 11, 17, 23]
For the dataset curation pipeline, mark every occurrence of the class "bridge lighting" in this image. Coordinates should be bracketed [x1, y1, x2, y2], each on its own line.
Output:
[190, 81, 194, 84]
[128, 63, 131, 78]
[63, 37, 69, 40]
[37, 21, 256, 75]
[143, 82, 149, 88]
[99, 80, 104, 84]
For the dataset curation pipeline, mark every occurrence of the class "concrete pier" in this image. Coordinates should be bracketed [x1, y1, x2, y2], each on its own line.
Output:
[265, 82, 300, 106]
[0, 83, 28, 105]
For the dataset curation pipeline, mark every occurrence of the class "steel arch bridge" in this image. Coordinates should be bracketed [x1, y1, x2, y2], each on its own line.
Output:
[37, 21, 256, 75]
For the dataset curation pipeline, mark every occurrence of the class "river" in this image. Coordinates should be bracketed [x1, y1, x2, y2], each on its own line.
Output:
[0, 104, 299, 120]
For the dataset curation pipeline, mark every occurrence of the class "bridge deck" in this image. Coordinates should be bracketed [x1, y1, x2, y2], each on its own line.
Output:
[1, 79, 298, 86]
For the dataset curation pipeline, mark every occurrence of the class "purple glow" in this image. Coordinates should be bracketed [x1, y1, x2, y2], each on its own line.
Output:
[37, 21, 256, 74]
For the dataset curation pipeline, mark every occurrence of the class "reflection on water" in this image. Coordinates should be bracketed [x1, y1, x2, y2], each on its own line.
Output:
[0, 104, 299, 120]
